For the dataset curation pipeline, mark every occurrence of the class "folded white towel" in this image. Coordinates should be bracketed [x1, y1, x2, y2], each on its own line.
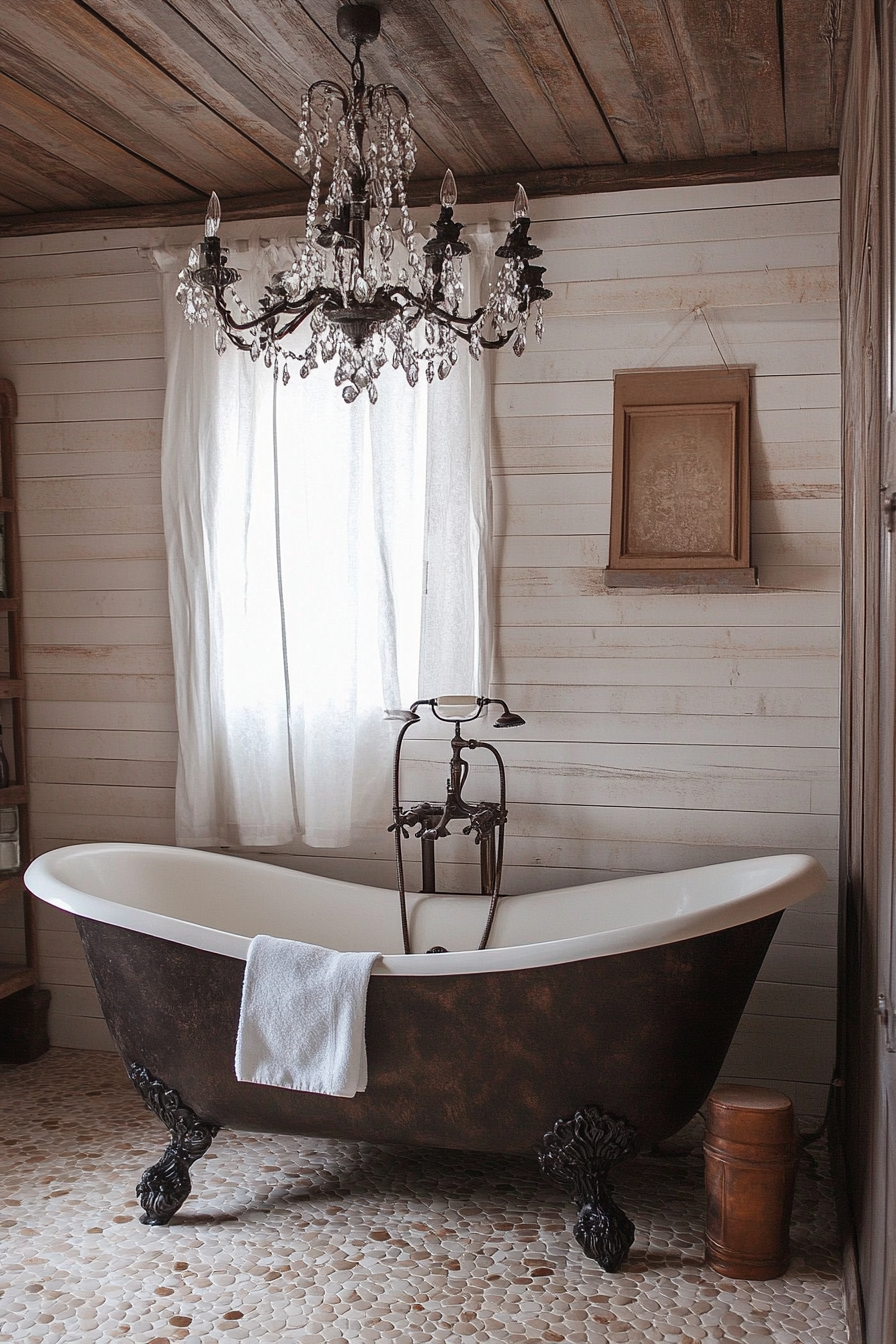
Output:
[235, 935, 380, 1097]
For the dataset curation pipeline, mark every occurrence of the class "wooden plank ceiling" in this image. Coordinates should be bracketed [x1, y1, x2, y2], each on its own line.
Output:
[0, 0, 853, 236]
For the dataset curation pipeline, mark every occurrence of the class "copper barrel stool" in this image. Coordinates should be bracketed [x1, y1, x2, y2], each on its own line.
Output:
[704, 1085, 799, 1279]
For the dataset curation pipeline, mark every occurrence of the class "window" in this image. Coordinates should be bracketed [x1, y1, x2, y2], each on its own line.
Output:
[156, 238, 492, 849]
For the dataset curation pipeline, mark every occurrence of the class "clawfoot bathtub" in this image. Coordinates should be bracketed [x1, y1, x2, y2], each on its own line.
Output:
[25, 843, 825, 1270]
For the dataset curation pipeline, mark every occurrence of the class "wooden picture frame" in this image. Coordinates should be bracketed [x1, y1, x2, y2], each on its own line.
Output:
[607, 367, 756, 589]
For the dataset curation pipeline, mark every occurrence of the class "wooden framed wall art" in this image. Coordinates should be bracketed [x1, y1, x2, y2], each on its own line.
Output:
[607, 366, 756, 588]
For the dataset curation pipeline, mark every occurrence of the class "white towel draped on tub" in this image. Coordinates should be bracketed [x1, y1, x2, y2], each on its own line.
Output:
[235, 935, 380, 1097]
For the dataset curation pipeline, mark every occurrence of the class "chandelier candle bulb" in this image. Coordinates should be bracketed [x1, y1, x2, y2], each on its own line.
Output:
[204, 192, 221, 237]
[175, 3, 550, 398]
[440, 169, 458, 207]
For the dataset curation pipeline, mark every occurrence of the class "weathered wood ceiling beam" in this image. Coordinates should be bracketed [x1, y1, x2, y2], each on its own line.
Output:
[0, 0, 296, 196]
[164, 0, 446, 179]
[661, 0, 787, 155]
[78, 0, 307, 172]
[781, 0, 855, 150]
[0, 147, 839, 238]
[0, 71, 195, 205]
[547, 0, 705, 162]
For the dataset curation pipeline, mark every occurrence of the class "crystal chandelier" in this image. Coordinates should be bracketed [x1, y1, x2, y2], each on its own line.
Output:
[176, 3, 551, 404]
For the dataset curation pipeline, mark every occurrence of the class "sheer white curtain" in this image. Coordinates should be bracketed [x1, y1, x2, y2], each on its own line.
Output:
[155, 231, 493, 849]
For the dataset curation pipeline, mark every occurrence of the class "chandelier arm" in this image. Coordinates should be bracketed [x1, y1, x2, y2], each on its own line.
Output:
[461, 329, 515, 351]
[388, 288, 519, 348]
[307, 79, 350, 114]
[209, 285, 339, 335]
[363, 83, 410, 116]
[389, 286, 483, 327]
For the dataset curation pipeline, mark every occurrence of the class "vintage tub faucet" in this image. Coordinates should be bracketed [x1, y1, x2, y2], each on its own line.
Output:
[389, 695, 525, 954]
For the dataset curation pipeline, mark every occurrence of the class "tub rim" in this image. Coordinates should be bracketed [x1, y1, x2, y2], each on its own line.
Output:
[25, 842, 826, 977]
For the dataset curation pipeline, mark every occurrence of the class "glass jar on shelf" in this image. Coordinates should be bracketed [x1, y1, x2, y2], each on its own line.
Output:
[0, 805, 20, 873]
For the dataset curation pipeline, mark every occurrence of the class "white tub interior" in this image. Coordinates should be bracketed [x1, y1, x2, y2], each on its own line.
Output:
[25, 842, 827, 977]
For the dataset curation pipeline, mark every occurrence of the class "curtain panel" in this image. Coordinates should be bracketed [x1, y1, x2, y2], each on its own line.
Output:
[155, 233, 493, 850]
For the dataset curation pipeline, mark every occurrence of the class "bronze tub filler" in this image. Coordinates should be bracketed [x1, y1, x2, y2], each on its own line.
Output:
[26, 698, 825, 1271]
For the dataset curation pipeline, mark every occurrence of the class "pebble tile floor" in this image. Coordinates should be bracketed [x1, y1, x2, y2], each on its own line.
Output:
[1, 1050, 847, 1343]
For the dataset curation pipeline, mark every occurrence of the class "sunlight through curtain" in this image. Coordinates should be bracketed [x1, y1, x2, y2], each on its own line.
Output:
[155, 234, 492, 849]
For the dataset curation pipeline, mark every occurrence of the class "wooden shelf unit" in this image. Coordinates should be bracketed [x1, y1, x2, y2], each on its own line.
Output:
[0, 379, 33, 1009]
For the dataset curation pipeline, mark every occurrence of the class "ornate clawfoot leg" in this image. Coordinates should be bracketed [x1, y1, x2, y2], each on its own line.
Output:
[538, 1106, 638, 1271]
[127, 1063, 220, 1226]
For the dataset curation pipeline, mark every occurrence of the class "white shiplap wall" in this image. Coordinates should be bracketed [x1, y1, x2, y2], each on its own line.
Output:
[0, 175, 839, 1115]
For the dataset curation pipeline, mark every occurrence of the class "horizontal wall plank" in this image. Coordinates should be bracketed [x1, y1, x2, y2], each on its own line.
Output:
[15, 420, 162, 455]
[536, 202, 839, 250]
[490, 655, 839, 689]
[19, 449, 162, 480]
[15, 390, 166, 424]
[24, 559, 168, 592]
[0, 299, 162, 341]
[39, 954, 93, 988]
[524, 177, 839, 219]
[0, 332, 165, 366]
[495, 503, 609, 535]
[550, 267, 838, 316]
[37, 928, 88, 960]
[443, 710, 839, 748]
[25, 645, 174, 674]
[31, 756, 176, 788]
[12, 358, 165, 398]
[0, 246, 159, 284]
[45, 982, 103, 1019]
[0, 269, 160, 309]
[494, 372, 840, 419]
[494, 592, 840, 626]
[501, 305, 839, 353]
[29, 701, 177, 731]
[491, 681, 840, 717]
[496, 566, 840, 600]
[24, 617, 172, 645]
[28, 672, 174, 702]
[31, 812, 175, 843]
[753, 533, 840, 565]
[401, 768, 818, 817]
[21, 533, 168, 563]
[746, 982, 836, 1019]
[494, 338, 841, 384]
[497, 622, 840, 656]
[27, 729, 178, 761]
[546, 233, 837, 284]
[31, 782, 174, 819]
[26, 591, 169, 619]
[46, 1011, 115, 1052]
[405, 735, 837, 774]
[722, 1015, 835, 1083]
[493, 407, 841, 450]
[757, 942, 837, 985]
[20, 506, 165, 536]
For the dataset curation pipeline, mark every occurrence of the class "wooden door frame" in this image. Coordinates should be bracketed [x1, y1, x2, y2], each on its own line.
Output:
[838, 2, 896, 1341]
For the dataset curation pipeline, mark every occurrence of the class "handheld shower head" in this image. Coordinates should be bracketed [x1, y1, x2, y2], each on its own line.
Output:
[491, 700, 526, 728]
